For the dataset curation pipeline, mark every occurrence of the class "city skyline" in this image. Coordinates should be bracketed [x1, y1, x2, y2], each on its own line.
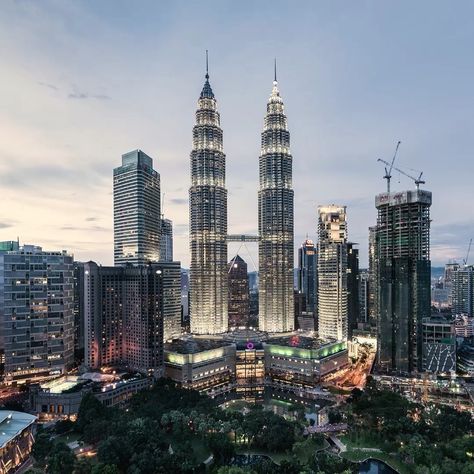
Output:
[1, 1, 474, 269]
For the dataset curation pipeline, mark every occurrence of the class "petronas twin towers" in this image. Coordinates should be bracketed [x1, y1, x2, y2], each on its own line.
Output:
[190, 59, 294, 335]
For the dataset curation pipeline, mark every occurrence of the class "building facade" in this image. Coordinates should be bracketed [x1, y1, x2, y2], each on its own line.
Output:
[160, 218, 173, 262]
[228, 255, 250, 328]
[297, 239, 317, 315]
[258, 74, 294, 333]
[189, 66, 228, 335]
[375, 189, 432, 373]
[83, 261, 181, 376]
[114, 150, 161, 266]
[73, 261, 85, 364]
[368, 226, 378, 325]
[358, 269, 369, 324]
[421, 317, 456, 374]
[347, 242, 360, 339]
[452, 265, 473, 317]
[317, 205, 348, 341]
[0, 245, 74, 384]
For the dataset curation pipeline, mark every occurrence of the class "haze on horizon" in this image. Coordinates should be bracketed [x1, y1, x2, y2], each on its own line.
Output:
[1, 0, 473, 269]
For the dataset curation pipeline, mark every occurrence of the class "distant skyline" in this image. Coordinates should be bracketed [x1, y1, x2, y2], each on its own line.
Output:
[1, 0, 473, 268]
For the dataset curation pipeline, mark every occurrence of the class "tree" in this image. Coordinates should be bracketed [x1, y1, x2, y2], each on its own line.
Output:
[207, 433, 235, 464]
[97, 436, 130, 468]
[76, 393, 108, 433]
[32, 432, 54, 464]
[73, 458, 93, 474]
[47, 442, 76, 474]
[91, 464, 120, 474]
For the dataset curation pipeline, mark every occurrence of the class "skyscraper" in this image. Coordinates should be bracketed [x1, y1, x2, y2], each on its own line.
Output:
[160, 218, 173, 262]
[347, 242, 360, 339]
[189, 59, 228, 334]
[358, 269, 370, 324]
[0, 244, 74, 384]
[228, 255, 250, 328]
[258, 68, 294, 333]
[83, 261, 180, 376]
[375, 189, 432, 373]
[114, 150, 161, 266]
[452, 265, 474, 317]
[317, 205, 348, 341]
[297, 239, 317, 315]
[368, 226, 378, 325]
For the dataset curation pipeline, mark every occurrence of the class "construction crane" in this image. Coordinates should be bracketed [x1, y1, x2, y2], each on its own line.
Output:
[378, 156, 425, 191]
[463, 238, 473, 266]
[378, 141, 401, 193]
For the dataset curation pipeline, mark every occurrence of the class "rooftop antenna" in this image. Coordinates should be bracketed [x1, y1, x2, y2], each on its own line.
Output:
[274, 57, 277, 82]
[205, 50, 209, 80]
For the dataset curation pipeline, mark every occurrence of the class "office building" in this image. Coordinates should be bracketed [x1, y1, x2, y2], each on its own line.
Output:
[358, 269, 369, 324]
[376, 189, 432, 373]
[258, 70, 294, 333]
[347, 242, 359, 339]
[114, 149, 161, 265]
[452, 265, 474, 317]
[317, 205, 348, 341]
[421, 317, 456, 373]
[73, 261, 85, 364]
[368, 226, 378, 325]
[189, 62, 228, 335]
[84, 261, 181, 376]
[160, 218, 173, 262]
[0, 245, 74, 384]
[297, 239, 317, 315]
[228, 255, 250, 328]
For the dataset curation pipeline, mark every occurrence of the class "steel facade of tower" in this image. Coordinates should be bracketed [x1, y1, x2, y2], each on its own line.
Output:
[258, 77, 294, 333]
[375, 189, 432, 373]
[114, 150, 161, 266]
[189, 69, 228, 335]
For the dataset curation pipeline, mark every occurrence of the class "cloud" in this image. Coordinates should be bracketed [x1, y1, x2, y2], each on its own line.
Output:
[170, 198, 187, 205]
[85, 217, 97, 222]
[68, 90, 111, 100]
[61, 225, 110, 232]
[0, 222, 15, 229]
[37, 81, 59, 91]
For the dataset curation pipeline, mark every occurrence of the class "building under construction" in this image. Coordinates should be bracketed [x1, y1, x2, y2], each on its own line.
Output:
[375, 189, 432, 373]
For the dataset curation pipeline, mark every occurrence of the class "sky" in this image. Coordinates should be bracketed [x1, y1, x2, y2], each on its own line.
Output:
[1, 0, 473, 269]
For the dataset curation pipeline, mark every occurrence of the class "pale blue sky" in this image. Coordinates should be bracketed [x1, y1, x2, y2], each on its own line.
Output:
[0, 0, 473, 267]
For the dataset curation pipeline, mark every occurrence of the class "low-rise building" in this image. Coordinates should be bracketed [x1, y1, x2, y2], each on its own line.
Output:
[0, 410, 36, 473]
[422, 317, 456, 374]
[29, 372, 152, 420]
[264, 337, 348, 389]
[164, 338, 235, 396]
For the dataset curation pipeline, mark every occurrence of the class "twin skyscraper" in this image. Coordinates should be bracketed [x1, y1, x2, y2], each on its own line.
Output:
[189, 58, 294, 335]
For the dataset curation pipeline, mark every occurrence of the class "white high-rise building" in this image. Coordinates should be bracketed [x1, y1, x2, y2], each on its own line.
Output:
[258, 69, 294, 333]
[317, 206, 348, 341]
[189, 61, 228, 334]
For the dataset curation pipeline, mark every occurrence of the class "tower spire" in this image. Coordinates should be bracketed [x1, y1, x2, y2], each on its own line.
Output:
[274, 57, 277, 83]
[205, 50, 209, 80]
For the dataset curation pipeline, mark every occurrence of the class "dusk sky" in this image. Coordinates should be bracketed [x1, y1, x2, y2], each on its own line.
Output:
[1, 0, 473, 268]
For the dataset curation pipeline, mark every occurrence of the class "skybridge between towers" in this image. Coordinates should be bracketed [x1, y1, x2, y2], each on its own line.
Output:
[226, 234, 261, 243]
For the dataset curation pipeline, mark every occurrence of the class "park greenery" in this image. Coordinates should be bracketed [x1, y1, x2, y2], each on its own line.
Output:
[28, 378, 474, 474]
[342, 381, 474, 474]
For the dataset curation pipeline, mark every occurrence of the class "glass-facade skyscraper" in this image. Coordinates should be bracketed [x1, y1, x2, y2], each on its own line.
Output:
[160, 218, 173, 262]
[114, 150, 161, 266]
[258, 74, 294, 333]
[297, 239, 317, 315]
[375, 189, 432, 373]
[189, 65, 228, 335]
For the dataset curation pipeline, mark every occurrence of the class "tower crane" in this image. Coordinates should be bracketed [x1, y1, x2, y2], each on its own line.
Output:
[378, 157, 425, 191]
[463, 238, 473, 266]
[378, 141, 401, 193]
